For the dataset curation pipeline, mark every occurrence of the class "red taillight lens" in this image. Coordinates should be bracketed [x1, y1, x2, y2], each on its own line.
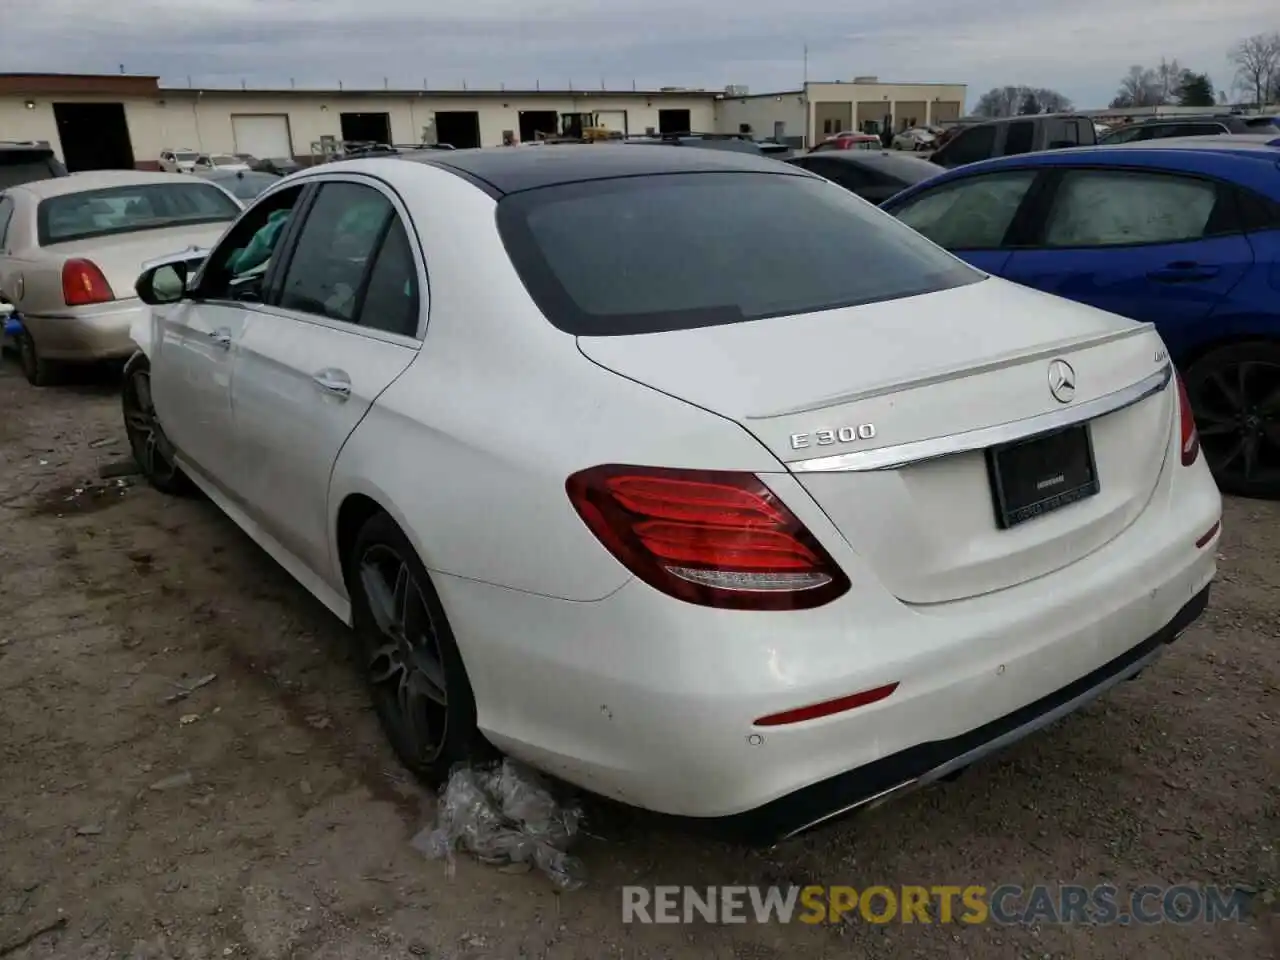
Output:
[566, 465, 850, 610]
[1176, 373, 1200, 466]
[61, 258, 115, 307]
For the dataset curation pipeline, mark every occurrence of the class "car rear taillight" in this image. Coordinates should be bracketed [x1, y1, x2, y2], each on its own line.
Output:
[1176, 373, 1200, 466]
[62, 258, 115, 307]
[566, 465, 850, 610]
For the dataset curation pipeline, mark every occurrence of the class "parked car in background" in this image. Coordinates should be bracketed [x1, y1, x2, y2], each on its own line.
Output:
[882, 135, 1280, 498]
[251, 156, 304, 176]
[1101, 114, 1280, 144]
[929, 114, 1097, 169]
[892, 127, 938, 152]
[194, 168, 281, 201]
[808, 131, 882, 152]
[0, 170, 241, 385]
[125, 145, 1217, 842]
[233, 152, 258, 166]
[159, 149, 200, 173]
[786, 150, 944, 203]
[194, 153, 251, 172]
[0, 141, 67, 188]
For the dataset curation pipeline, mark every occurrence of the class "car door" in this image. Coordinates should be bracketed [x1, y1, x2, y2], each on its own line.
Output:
[886, 168, 1042, 275]
[150, 182, 309, 490]
[228, 176, 423, 579]
[999, 167, 1254, 333]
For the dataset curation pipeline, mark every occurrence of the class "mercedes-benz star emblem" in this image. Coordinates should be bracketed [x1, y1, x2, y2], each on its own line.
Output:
[1048, 359, 1076, 404]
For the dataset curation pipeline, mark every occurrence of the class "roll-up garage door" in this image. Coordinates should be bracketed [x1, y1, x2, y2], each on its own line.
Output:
[231, 114, 293, 159]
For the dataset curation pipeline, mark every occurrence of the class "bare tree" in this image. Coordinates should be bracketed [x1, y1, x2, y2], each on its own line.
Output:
[1229, 32, 1280, 106]
[975, 85, 1074, 118]
[1111, 65, 1162, 107]
[1154, 57, 1184, 103]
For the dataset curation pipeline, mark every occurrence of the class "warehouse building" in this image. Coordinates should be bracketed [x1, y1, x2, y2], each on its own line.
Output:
[0, 72, 966, 170]
[717, 78, 967, 146]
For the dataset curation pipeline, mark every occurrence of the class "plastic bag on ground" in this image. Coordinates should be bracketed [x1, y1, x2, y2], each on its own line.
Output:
[413, 758, 587, 890]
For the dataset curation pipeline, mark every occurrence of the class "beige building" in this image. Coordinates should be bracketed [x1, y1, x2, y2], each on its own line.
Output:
[0, 73, 966, 170]
[0, 73, 718, 171]
[716, 78, 967, 147]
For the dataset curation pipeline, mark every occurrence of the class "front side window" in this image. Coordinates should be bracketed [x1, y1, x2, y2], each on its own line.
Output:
[196, 184, 304, 302]
[278, 182, 396, 324]
[892, 171, 1037, 249]
[1043, 170, 1220, 247]
[1100, 125, 1145, 145]
[496, 171, 981, 336]
[37, 183, 240, 245]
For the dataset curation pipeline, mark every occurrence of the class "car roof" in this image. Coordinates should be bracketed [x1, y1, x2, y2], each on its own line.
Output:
[392, 143, 805, 195]
[15, 169, 214, 198]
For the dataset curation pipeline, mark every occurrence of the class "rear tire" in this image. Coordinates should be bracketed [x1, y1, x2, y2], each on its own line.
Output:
[346, 512, 492, 784]
[121, 353, 194, 496]
[17, 329, 55, 386]
[1183, 341, 1280, 500]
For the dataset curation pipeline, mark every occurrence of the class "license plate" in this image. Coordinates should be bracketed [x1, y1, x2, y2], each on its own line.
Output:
[987, 424, 1099, 529]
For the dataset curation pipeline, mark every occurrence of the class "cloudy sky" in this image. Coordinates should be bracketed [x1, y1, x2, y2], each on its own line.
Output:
[3, 0, 1276, 108]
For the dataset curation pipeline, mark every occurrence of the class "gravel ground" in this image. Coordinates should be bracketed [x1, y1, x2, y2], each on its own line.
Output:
[0, 359, 1276, 960]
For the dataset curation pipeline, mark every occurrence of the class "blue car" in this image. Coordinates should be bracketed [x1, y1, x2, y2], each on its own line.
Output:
[881, 135, 1280, 499]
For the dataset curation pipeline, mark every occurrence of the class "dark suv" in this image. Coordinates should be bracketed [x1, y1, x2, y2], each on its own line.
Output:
[929, 114, 1097, 169]
[0, 141, 67, 189]
[1100, 114, 1280, 144]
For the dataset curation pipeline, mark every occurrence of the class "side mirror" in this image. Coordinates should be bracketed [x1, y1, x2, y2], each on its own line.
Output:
[136, 262, 189, 305]
[136, 248, 209, 305]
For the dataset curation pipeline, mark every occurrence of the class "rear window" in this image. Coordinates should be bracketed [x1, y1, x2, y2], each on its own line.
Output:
[38, 182, 241, 245]
[0, 151, 61, 189]
[175, 152, 198, 161]
[854, 153, 945, 184]
[496, 171, 981, 336]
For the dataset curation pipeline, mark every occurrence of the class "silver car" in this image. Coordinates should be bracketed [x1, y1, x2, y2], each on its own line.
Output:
[0, 170, 241, 384]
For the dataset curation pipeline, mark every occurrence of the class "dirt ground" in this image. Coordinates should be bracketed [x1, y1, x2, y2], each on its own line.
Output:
[0, 358, 1276, 960]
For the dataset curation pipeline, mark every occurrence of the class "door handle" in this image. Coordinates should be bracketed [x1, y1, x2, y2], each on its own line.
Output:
[311, 368, 351, 399]
[1147, 262, 1219, 283]
[207, 328, 232, 348]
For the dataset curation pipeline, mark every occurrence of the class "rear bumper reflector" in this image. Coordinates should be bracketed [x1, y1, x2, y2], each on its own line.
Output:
[1196, 519, 1221, 549]
[753, 682, 899, 727]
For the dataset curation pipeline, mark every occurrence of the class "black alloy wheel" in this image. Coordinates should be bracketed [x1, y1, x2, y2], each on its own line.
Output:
[1184, 342, 1280, 500]
[348, 513, 487, 781]
[121, 355, 191, 495]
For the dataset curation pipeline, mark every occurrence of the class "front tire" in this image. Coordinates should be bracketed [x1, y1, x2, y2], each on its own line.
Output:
[1183, 341, 1280, 500]
[347, 512, 490, 783]
[121, 353, 193, 496]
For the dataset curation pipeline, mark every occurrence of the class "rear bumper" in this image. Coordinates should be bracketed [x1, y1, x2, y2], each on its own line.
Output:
[22, 300, 144, 361]
[718, 584, 1210, 843]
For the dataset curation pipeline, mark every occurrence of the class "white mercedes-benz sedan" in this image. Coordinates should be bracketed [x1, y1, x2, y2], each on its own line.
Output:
[125, 145, 1221, 842]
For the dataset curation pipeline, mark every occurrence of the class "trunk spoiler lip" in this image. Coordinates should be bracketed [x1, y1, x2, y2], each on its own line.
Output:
[788, 360, 1173, 474]
[746, 322, 1158, 420]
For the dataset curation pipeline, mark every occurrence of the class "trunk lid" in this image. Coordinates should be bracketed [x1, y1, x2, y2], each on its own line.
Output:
[44, 223, 230, 301]
[578, 278, 1174, 604]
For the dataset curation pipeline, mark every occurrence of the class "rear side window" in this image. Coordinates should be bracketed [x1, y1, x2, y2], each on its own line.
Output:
[356, 217, 421, 337]
[496, 172, 980, 336]
[936, 125, 996, 166]
[892, 171, 1038, 249]
[1003, 121, 1035, 156]
[1043, 170, 1222, 247]
[0, 195, 13, 247]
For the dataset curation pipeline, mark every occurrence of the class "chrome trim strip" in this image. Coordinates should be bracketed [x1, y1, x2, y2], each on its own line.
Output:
[749, 323, 1156, 419]
[788, 362, 1172, 474]
[779, 644, 1166, 841]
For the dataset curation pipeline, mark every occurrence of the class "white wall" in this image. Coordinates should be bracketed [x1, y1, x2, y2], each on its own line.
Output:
[714, 93, 807, 141]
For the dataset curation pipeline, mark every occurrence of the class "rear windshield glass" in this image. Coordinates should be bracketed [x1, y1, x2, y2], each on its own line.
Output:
[175, 152, 198, 161]
[38, 182, 241, 245]
[0, 153, 59, 189]
[212, 171, 279, 200]
[496, 172, 980, 335]
[854, 153, 946, 184]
